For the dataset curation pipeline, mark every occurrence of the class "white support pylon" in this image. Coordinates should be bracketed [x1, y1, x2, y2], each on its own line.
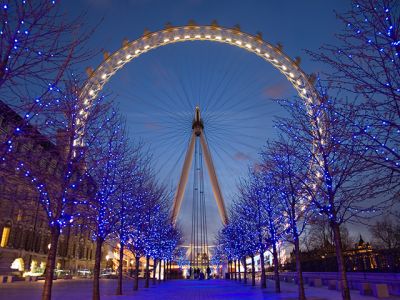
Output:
[199, 131, 228, 225]
[171, 106, 228, 225]
[171, 131, 196, 224]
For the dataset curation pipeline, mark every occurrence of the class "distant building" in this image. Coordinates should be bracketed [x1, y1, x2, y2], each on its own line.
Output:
[285, 235, 381, 272]
[346, 235, 377, 271]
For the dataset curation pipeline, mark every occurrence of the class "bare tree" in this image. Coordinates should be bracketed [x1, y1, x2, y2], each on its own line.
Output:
[302, 216, 355, 253]
[309, 0, 400, 196]
[370, 217, 400, 250]
[0, 0, 93, 161]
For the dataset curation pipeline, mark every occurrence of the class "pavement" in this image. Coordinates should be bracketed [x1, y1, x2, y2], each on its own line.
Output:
[0, 278, 399, 300]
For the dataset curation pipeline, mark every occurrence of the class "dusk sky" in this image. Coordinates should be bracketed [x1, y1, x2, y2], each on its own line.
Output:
[62, 0, 352, 244]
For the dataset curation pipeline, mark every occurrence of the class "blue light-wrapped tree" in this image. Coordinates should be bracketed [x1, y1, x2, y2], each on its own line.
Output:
[261, 138, 311, 300]
[86, 111, 127, 299]
[310, 0, 399, 196]
[4, 75, 115, 300]
[236, 175, 270, 288]
[0, 0, 92, 163]
[250, 169, 284, 292]
[276, 76, 393, 299]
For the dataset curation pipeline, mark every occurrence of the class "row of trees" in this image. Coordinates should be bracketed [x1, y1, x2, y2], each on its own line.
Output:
[216, 1, 399, 300]
[0, 2, 182, 300]
[84, 107, 182, 300]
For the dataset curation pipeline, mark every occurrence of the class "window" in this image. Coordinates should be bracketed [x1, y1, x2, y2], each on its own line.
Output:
[34, 232, 42, 253]
[24, 228, 33, 251]
[1, 224, 11, 247]
[16, 210, 23, 222]
[78, 244, 84, 259]
[13, 225, 23, 249]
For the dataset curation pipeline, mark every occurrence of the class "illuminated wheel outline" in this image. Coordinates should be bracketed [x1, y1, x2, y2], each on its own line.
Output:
[78, 24, 318, 139]
[78, 23, 321, 223]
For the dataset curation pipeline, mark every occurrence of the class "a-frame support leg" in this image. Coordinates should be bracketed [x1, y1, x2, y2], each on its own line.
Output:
[171, 132, 196, 224]
[199, 130, 228, 225]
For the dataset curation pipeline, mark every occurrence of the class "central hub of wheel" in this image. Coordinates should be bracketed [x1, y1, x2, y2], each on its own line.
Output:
[192, 106, 204, 136]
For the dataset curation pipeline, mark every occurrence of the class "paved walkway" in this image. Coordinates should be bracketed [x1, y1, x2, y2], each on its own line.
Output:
[0, 278, 399, 300]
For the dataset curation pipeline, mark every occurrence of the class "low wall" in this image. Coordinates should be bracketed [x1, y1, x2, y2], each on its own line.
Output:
[266, 272, 400, 296]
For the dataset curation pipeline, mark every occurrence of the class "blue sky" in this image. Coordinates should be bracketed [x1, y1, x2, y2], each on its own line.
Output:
[62, 0, 352, 244]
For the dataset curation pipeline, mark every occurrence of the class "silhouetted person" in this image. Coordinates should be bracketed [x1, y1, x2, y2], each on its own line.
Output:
[199, 270, 205, 280]
[206, 266, 211, 279]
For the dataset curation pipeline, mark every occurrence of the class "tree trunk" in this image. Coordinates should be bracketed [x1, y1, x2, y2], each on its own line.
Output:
[163, 260, 166, 281]
[260, 250, 266, 289]
[116, 242, 124, 295]
[92, 236, 103, 300]
[41, 224, 60, 300]
[294, 237, 306, 300]
[234, 260, 237, 280]
[228, 261, 231, 279]
[238, 259, 242, 282]
[242, 257, 247, 284]
[272, 242, 281, 293]
[134, 256, 140, 291]
[152, 259, 157, 284]
[332, 222, 351, 300]
[251, 255, 255, 286]
[158, 260, 162, 281]
[144, 256, 150, 288]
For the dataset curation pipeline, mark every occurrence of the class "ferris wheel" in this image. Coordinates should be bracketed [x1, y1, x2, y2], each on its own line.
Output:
[78, 23, 318, 266]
